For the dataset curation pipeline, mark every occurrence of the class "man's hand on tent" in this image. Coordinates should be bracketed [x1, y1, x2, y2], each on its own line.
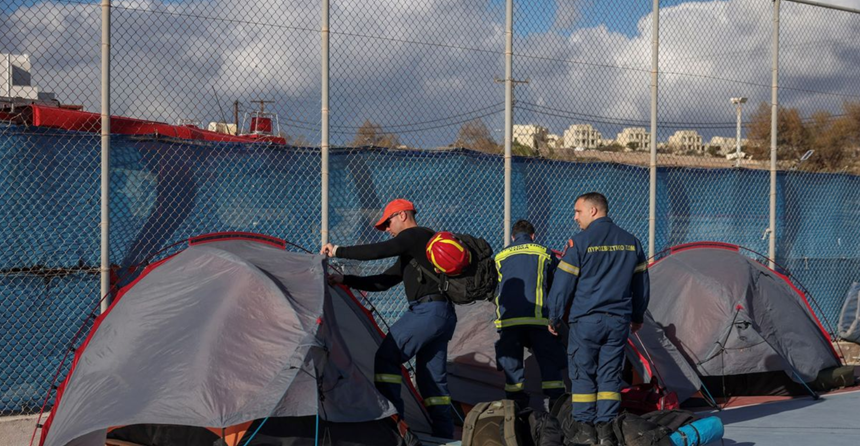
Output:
[327, 271, 344, 285]
[321, 243, 338, 257]
[630, 322, 643, 334]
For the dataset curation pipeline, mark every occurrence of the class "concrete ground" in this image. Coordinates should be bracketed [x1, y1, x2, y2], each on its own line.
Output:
[710, 389, 860, 446]
[0, 414, 39, 446]
[6, 389, 858, 445]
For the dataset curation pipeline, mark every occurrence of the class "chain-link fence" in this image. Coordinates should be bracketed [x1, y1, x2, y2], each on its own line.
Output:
[2, 0, 859, 419]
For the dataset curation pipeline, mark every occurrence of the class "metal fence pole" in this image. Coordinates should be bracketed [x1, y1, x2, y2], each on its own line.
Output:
[321, 0, 330, 248]
[769, 0, 780, 267]
[503, 0, 513, 247]
[100, 0, 111, 312]
[648, 0, 659, 259]
[786, 0, 860, 14]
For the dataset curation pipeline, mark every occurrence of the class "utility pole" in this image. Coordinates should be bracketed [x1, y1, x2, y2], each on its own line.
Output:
[494, 78, 530, 106]
[233, 99, 239, 134]
[496, 75, 528, 246]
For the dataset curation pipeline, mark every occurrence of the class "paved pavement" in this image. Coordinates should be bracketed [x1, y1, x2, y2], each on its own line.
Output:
[709, 389, 860, 446]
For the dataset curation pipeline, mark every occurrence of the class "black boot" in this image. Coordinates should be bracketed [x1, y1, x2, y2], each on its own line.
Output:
[566, 420, 597, 446]
[595, 422, 617, 446]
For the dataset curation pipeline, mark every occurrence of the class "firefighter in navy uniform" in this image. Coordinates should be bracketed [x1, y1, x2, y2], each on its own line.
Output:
[494, 220, 567, 409]
[321, 199, 459, 439]
[547, 193, 650, 446]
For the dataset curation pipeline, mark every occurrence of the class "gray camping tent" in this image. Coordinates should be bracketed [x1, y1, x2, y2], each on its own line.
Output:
[446, 302, 702, 406]
[41, 237, 431, 446]
[838, 282, 860, 344]
[648, 243, 841, 395]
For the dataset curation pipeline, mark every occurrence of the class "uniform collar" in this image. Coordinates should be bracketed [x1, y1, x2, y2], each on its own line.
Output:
[512, 234, 533, 245]
[585, 216, 613, 230]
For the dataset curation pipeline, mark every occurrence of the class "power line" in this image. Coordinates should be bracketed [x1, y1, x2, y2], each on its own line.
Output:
[283, 102, 505, 130]
[282, 108, 504, 136]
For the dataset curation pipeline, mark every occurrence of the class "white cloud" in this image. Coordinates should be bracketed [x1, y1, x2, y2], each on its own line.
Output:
[2, 0, 858, 146]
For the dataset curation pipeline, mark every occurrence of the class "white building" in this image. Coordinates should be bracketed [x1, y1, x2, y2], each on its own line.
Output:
[616, 127, 650, 151]
[1, 54, 54, 101]
[513, 124, 548, 150]
[668, 130, 704, 154]
[563, 124, 602, 150]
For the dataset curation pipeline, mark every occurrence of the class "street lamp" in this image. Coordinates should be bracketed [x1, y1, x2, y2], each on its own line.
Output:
[730, 97, 748, 167]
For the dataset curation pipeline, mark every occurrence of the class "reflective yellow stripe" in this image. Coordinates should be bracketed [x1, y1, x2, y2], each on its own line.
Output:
[598, 391, 622, 401]
[558, 261, 580, 276]
[505, 382, 525, 392]
[572, 393, 597, 403]
[535, 256, 545, 319]
[495, 259, 503, 321]
[542, 381, 565, 390]
[494, 317, 549, 328]
[374, 374, 402, 384]
[424, 396, 451, 407]
[634, 262, 648, 274]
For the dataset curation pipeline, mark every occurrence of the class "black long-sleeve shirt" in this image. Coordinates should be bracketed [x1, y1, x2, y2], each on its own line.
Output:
[336, 226, 437, 302]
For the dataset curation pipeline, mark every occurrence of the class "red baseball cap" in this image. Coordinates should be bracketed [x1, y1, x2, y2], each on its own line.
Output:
[374, 199, 417, 230]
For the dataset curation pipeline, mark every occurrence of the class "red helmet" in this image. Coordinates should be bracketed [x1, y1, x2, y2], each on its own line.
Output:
[426, 232, 471, 276]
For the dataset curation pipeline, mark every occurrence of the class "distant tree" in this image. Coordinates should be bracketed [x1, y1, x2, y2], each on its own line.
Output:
[455, 119, 502, 154]
[352, 120, 400, 148]
[626, 141, 639, 152]
[805, 110, 852, 172]
[706, 146, 721, 157]
[512, 141, 536, 156]
[843, 100, 860, 147]
[600, 143, 623, 152]
[746, 102, 808, 161]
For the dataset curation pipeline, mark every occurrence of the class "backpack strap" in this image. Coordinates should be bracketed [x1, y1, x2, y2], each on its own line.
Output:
[461, 401, 491, 446]
[501, 399, 519, 446]
[409, 258, 450, 292]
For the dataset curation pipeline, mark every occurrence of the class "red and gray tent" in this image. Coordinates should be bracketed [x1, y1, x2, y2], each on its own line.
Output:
[648, 242, 842, 397]
[38, 233, 432, 446]
[837, 282, 860, 344]
[446, 301, 703, 407]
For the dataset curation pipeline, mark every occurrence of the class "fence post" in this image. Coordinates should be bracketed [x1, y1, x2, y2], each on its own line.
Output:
[769, 0, 780, 267]
[321, 0, 330, 248]
[648, 0, 659, 260]
[100, 0, 111, 312]
[502, 0, 513, 247]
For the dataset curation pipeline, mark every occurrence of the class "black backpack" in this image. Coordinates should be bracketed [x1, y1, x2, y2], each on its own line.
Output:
[611, 410, 699, 446]
[411, 233, 498, 305]
[525, 409, 565, 446]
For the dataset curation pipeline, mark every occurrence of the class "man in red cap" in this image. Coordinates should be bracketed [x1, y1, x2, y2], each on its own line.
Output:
[321, 199, 457, 439]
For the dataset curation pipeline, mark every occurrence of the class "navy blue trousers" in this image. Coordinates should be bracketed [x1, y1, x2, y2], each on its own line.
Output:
[568, 313, 630, 424]
[495, 326, 567, 406]
[374, 300, 457, 439]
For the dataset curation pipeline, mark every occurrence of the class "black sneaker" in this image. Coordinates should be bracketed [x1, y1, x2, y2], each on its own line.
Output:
[595, 422, 617, 446]
[566, 420, 598, 446]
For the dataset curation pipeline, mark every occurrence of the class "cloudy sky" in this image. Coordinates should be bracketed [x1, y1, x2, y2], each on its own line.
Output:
[2, 0, 859, 146]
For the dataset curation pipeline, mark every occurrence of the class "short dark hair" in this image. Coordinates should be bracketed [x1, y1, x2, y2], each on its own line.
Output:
[512, 219, 535, 237]
[576, 192, 609, 214]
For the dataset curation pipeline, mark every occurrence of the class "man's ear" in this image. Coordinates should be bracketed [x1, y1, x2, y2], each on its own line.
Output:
[530, 234, 536, 241]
